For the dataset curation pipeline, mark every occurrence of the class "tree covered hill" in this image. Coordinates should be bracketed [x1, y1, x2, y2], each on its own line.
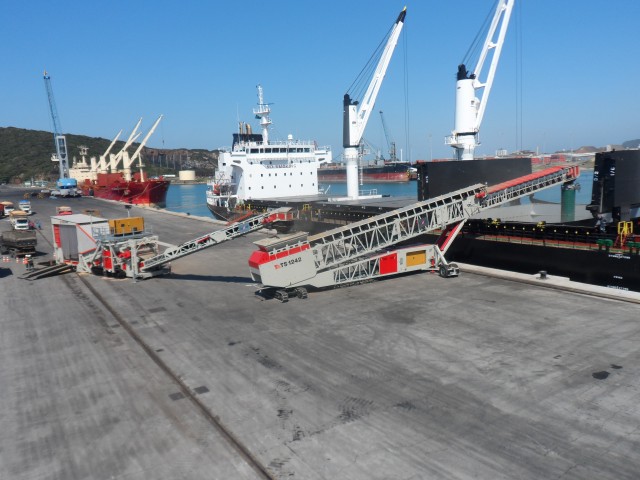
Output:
[0, 127, 218, 184]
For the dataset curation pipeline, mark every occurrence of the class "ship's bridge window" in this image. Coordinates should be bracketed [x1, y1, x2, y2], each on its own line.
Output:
[265, 148, 272, 153]
[250, 149, 258, 154]
[280, 148, 287, 153]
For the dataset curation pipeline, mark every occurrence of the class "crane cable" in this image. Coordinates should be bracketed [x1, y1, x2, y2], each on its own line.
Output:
[346, 23, 395, 102]
[461, 0, 497, 68]
[515, 0, 523, 153]
[403, 23, 410, 163]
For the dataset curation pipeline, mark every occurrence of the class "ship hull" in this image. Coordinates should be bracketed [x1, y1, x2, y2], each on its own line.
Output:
[318, 164, 411, 183]
[207, 202, 245, 222]
[82, 173, 170, 207]
[206, 201, 293, 232]
[444, 234, 640, 292]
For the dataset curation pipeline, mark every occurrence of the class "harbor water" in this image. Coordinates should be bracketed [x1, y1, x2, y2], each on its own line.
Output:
[164, 170, 595, 218]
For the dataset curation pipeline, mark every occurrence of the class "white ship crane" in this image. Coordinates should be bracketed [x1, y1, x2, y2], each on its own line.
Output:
[249, 165, 579, 300]
[94, 129, 123, 174]
[122, 115, 163, 181]
[43, 70, 78, 195]
[445, 0, 515, 160]
[343, 7, 406, 198]
[108, 118, 143, 172]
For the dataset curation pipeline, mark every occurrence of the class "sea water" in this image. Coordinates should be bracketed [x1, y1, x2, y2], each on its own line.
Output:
[164, 170, 595, 218]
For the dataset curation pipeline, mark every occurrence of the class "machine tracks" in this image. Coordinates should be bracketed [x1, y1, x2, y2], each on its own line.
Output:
[73, 275, 276, 480]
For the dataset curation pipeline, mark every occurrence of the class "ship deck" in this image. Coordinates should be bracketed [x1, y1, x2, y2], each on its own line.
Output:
[2, 186, 640, 479]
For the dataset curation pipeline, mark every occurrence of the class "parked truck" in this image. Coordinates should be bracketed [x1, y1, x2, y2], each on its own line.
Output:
[19, 199, 31, 214]
[1, 229, 37, 256]
[9, 211, 30, 230]
[1, 201, 14, 217]
[56, 206, 73, 215]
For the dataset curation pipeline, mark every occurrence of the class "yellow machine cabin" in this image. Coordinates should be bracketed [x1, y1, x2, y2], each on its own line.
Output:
[109, 217, 145, 235]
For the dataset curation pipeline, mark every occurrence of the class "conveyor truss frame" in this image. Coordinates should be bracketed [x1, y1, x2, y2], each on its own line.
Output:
[76, 208, 292, 279]
[251, 166, 580, 291]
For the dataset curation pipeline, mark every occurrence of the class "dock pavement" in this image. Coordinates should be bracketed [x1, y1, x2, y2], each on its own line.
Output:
[1, 186, 640, 479]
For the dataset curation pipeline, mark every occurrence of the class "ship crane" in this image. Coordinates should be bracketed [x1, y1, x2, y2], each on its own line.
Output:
[122, 115, 163, 181]
[343, 7, 406, 198]
[43, 71, 78, 196]
[445, 0, 515, 160]
[94, 129, 123, 175]
[249, 165, 579, 301]
[108, 118, 143, 172]
[379, 110, 397, 161]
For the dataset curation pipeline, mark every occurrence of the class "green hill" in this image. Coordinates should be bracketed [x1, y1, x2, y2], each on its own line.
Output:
[0, 127, 218, 184]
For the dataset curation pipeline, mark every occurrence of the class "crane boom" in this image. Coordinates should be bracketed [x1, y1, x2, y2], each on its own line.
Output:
[97, 129, 123, 173]
[125, 115, 163, 172]
[109, 118, 143, 171]
[343, 7, 406, 198]
[445, 0, 515, 160]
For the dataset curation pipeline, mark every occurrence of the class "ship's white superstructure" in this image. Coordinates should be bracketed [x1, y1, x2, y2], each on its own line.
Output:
[206, 85, 332, 221]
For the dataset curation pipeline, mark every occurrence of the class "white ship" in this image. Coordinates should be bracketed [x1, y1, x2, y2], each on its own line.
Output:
[206, 85, 332, 221]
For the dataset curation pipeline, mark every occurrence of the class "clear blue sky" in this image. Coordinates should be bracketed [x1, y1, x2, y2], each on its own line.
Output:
[2, 1, 639, 161]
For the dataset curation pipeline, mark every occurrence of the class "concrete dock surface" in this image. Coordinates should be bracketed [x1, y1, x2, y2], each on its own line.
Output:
[1, 187, 640, 479]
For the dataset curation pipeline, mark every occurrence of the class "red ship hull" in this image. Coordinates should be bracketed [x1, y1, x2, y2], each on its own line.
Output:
[81, 173, 170, 207]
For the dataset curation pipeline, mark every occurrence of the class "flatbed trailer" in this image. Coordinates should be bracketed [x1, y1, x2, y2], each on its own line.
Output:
[0, 230, 37, 256]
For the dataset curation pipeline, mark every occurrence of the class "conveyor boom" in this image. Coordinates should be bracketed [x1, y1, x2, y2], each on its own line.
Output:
[140, 208, 292, 271]
[250, 166, 580, 290]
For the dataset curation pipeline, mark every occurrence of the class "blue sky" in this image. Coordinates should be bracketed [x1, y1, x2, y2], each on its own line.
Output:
[2, 1, 639, 161]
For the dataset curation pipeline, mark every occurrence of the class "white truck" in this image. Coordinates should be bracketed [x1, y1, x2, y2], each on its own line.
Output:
[19, 199, 31, 214]
[0, 201, 14, 216]
[9, 211, 30, 230]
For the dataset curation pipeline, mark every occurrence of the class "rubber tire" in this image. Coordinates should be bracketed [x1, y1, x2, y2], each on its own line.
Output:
[439, 265, 448, 278]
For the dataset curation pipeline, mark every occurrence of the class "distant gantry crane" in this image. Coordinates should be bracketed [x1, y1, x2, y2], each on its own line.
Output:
[379, 110, 398, 162]
[43, 70, 78, 196]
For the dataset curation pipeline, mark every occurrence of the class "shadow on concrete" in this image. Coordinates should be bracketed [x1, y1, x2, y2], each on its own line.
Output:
[0, 267, 13, 278]
[163, 273, 254, 284]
